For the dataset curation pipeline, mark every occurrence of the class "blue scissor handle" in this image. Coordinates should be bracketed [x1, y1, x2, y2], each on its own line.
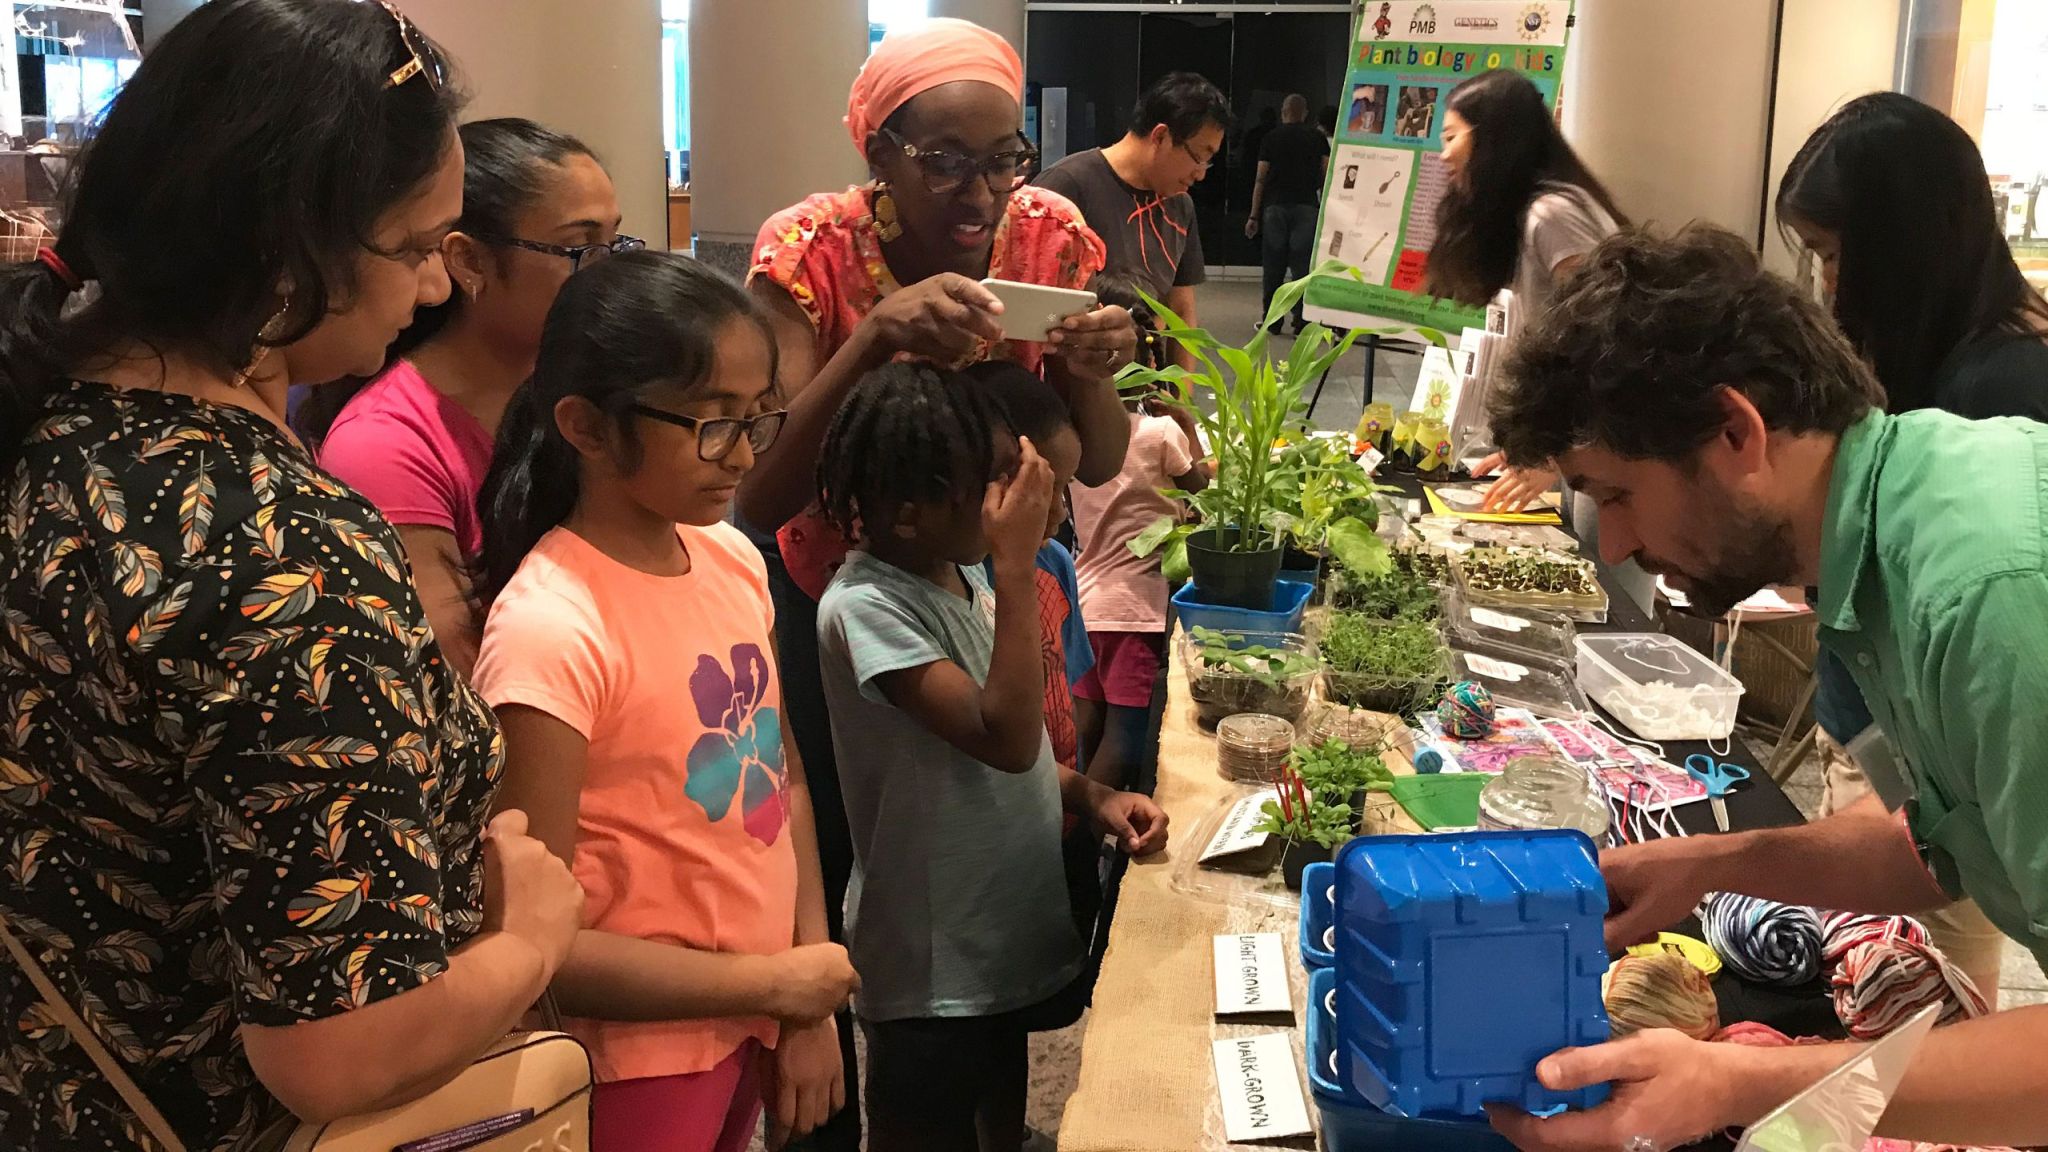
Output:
[1684, 753, 1750, 796]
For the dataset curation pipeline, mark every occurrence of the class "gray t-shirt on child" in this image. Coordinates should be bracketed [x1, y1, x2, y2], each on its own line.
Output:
[817, 551, 1083, 1022]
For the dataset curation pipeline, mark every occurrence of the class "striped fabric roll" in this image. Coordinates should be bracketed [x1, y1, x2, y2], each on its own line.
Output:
[1820, 910, 1931, 968]
[1830, 936, 1988, 1041]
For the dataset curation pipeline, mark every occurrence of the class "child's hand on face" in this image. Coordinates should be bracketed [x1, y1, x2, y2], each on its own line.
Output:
[984, 436, 1054, 569]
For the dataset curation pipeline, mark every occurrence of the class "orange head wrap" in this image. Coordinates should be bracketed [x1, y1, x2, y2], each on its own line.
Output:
[845, 18, 1024, 159]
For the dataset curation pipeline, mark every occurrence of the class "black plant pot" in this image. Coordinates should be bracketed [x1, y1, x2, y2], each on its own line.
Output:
[1280, 543, 1325, 587]
[1281, 838, 1336, 891]
[1186, 527, 1284, 610]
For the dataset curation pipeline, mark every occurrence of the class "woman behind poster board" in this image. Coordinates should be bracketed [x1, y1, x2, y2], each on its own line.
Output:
[1419, 69, 1626, 522]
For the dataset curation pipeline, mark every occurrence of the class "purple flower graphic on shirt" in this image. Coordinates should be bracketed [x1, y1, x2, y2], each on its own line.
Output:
[681, 642, 788, 845]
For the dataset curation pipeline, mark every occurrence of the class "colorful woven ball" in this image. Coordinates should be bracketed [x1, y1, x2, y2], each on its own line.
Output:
[1435, 680, 1496, 739]
[1699, 892, 1823, 988]
[1831, 936, 1987, 1040]
[1603, 950, 1720, 1040]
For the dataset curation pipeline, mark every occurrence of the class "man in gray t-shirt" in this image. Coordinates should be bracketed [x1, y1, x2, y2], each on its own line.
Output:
[1036, 72, 1230, 368]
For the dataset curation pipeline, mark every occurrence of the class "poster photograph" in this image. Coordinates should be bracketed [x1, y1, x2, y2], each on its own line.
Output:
[1303, 1, 1576, 336]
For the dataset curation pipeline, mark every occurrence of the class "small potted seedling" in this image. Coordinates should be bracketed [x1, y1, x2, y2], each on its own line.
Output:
[1317, 610, 1449, 715]
[1182, 626, 1319, 728]
[1255, 758, 1356, 890]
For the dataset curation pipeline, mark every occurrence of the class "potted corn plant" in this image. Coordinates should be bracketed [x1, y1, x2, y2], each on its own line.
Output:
[1122, 261, 1433, 608]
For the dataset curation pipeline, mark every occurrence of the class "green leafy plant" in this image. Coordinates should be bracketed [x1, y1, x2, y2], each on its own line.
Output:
[1278, 435, 1398, 577]
[1328, 554, 1443, 622]
[1252, 760, 1356, 849]
[1293, 738, 1394, 800]
[1186, 627, 1318, 726]
[1188, 627, 1316, 686]
[1123, 262, 1441, 580]
[1318, 610, 1448, 713]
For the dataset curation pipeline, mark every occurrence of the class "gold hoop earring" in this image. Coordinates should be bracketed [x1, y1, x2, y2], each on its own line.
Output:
[873, 182, 903, 243]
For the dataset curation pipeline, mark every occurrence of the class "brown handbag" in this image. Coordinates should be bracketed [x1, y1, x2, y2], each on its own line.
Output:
[0, 913, 593, 1152]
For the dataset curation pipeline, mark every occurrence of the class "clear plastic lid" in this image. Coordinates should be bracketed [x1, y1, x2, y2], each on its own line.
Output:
[1576, 633, 1740, 693]
[1444, 590, 1577, 665]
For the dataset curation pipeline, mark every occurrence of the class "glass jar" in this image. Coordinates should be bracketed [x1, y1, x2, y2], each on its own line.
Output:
[1355, 402, 1396, 455]
[1477, 755, 1609, 840]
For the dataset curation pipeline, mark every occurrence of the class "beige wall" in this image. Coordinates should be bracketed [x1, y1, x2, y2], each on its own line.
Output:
[687, 1, 868, 260]
[406, 0, 666, 245]
[1563, 0, 1780, 240]
[1763, 0, 1904, 278]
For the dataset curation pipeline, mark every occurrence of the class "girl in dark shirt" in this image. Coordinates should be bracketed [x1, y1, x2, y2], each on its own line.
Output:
[1779, 91, 2048, 421]
[1778, 91, 2046, 1006]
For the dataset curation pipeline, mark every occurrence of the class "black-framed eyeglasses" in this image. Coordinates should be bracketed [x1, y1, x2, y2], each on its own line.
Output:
[477, 234, 647, 271]
[879, 129, 1040, 196]
[374, 1, 447, 92]
[1178, 140, 1217, 172]
[630, 405, 788, 461]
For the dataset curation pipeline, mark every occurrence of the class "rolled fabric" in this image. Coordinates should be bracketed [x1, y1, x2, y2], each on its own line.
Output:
[1603, 950, 1720, 1040]
[1831, 936, 1989, 1041]
[1820, 910, 1931, 968]
[1698, 892, 1823, 988]
[1709, 1020, 1796, 1047]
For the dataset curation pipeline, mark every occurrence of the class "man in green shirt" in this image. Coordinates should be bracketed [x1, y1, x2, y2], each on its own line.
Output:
[1480, 224, 2048, 1151]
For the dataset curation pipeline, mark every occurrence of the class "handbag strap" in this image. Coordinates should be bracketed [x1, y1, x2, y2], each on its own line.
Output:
[0, 912, 188, 1152]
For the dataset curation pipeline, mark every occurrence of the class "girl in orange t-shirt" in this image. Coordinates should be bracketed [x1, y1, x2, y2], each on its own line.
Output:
[472, 252, 856, 1152]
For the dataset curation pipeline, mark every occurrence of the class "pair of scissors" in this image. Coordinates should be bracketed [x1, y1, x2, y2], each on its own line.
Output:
[1684, 753, 1750, 832]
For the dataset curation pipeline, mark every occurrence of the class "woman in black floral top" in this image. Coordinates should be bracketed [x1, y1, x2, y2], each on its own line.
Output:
[0, 3, 584, 1149]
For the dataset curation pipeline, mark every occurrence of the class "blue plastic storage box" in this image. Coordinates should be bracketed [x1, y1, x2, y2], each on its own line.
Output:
[1172, 578, 1313, 645]
[1333, 830, 1611, 1118]
[1307, 968, 1515, 1152]
[1299, 861, 1336, 969]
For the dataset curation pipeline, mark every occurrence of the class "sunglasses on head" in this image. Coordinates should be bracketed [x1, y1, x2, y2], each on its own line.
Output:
[373, 1, 447, 92]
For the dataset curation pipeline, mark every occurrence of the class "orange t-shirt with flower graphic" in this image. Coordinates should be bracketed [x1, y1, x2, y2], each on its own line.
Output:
[749, 184, 1107, 599]
[473, 522, 795, 1083]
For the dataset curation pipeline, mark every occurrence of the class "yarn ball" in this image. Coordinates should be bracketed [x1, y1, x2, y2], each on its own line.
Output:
[1436, 680, 1496, 739]
[1820, 910, 1932, 968]
[1603, 950, 1720, 1040]
[1413, 748, 1444, 774]
[1699, 892, 1823, 988]
[1831, 936, 1988, 1041]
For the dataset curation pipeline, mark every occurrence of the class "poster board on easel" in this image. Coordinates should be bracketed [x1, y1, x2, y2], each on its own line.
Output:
[1302, 1, 1576, 339]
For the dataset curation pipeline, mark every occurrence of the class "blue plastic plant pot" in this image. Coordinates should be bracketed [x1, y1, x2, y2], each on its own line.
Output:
[1331, 830, 1612, 1119]
[1172, 578, 1314, 645]
[1300, 861, 1336, 970]
[1308, 967, 1517, 1152]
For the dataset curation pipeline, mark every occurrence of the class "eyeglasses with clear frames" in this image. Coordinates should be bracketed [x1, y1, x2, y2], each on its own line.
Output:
[477, 234, 648, 272]
[630, 406, 789, 462]
[373, 1, 446, 91]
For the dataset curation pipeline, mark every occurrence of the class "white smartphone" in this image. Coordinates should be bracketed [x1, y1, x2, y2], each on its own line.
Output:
[979, 277, 1098, 343]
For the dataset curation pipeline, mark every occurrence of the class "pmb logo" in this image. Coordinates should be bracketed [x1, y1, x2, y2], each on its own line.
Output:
[1409, 4, 1437, 34]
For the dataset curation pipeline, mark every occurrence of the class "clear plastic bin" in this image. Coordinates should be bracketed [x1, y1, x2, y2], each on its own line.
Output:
[1443, 592, 1577, 667]
[1447, 645, 1587, 719]
[1574, 633, 1743, 741]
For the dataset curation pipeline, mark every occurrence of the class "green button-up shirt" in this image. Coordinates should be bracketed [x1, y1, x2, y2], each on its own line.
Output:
[1819, 409, 2048, 969]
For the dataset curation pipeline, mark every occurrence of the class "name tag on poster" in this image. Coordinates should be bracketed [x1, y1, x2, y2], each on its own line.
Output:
[1213, 933, 1292, 1016]
[1211, 1033, 1313, 1142]
[1200, 789, 1278, 862]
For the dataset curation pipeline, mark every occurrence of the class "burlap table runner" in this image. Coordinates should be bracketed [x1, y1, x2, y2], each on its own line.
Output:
[1058, 639, 1421, 1151]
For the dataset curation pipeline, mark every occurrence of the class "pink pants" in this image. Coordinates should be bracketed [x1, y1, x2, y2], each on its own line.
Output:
[591, 1041, 763, 1152]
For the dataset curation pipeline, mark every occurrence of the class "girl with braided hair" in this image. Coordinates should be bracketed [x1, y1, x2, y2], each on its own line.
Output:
[814, 362, 1160, 1151]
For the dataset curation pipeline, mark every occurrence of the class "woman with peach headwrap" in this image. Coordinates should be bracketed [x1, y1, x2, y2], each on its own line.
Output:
[736, 23, 1134, 1151]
